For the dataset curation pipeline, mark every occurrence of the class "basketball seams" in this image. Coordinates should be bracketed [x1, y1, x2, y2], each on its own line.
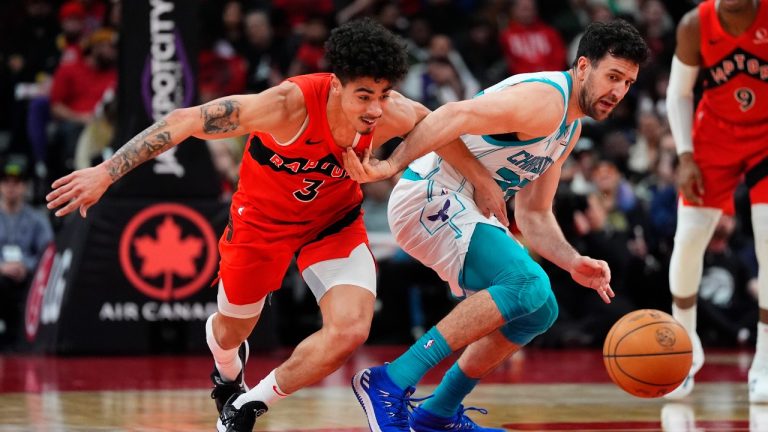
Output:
[604, 351, 692, 358]
[613, 353, 693, 387]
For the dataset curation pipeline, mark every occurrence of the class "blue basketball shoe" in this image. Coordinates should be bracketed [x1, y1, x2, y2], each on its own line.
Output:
[410, 405, 506, 431]
[352, 365, 425, 431]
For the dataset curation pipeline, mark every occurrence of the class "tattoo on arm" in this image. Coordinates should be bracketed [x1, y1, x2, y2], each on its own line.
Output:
[105, 120, 174, 182]
[201, 100, 241, 134]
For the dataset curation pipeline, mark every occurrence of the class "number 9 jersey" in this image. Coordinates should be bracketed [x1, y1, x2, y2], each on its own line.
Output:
[688, 0, 768, 214]
[698, 0, 768, 123]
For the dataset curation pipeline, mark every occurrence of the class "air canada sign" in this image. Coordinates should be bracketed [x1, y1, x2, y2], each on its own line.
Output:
[101, 203, 218, 321]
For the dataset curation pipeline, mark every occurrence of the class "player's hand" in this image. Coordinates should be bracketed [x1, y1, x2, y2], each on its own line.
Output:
[472, 178, 509, 227]
[46, 165, 112, 218]
[342, 147, 397, 183]
[569, 255, 614, 304]
[677, 152, 704, 205]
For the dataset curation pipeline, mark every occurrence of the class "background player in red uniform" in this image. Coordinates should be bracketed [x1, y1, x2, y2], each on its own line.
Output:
[44, 18, 506, 432]
[665, 0, 768, 401]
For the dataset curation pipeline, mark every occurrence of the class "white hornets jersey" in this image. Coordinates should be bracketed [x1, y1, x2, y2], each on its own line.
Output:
[407, 71, 579, 199]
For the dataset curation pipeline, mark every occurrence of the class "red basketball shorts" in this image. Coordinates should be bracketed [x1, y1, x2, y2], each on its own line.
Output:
[687, 108, 768, 214]
[217, 206, 369, 307]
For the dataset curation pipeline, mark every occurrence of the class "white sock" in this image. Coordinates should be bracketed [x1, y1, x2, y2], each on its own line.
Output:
[205, 313, 242, 382]
[754, 323, 768, 370]
[233, 369, 289, 409]
[672, 303, 697, 335]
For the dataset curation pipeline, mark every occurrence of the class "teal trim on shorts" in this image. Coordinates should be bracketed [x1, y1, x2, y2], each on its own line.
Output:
[402, 167, 424, 181]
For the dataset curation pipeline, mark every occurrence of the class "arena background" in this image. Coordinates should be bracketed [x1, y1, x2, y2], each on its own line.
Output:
[2, 0, 757, 356]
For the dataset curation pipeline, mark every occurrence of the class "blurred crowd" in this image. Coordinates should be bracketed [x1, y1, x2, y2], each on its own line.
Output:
[0, 0, 759, 350]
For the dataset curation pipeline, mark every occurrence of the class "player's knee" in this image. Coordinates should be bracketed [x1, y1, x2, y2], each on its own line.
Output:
[487, 264, 551, 322]
[213, 313, 260, 349]
[500, 290, 559, 345]
[325, 319, 370, 353]
[674, 207, 721, 250]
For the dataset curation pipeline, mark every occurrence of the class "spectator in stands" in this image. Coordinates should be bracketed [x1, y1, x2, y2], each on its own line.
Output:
[567, 2, 613, 65]
[400, 34, 479, 109]
[272, 0, 334, 30]
[404, 14, 433, 64]
[286, 15, 330, 77]
[628, 111, 664, 180]
[0, 158, 53, 351]
[637, 0, 674, 68]
[3, 0, 61, 174]
[242, 9, 287, 93]
[48, 27, 117, 179]
[78, 0, 108, 36]
[57, 1, 87, 65]
[588, 160, 647, 293]
[500, 0, 567, 75]
[455, 16, 507, 88]
[199, 35, 247, 103]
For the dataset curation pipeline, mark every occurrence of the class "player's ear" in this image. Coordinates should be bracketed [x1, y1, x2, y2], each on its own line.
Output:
[330, 74, 342, 94]
[576, 56, 589, 80]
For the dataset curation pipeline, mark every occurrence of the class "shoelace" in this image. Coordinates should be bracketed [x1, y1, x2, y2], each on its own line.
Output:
[452, 405, 490, 429]
[380, 387, 431, 428]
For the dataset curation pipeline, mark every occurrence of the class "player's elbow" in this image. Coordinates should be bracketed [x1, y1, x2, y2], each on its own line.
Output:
[166, 107, 198, 135]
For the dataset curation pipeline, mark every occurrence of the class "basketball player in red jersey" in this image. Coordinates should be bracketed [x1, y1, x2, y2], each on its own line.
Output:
[45, 18, 506, 432]
[664, 0, 768, 401]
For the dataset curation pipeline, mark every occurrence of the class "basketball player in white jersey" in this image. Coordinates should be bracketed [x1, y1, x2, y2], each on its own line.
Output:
[342, 20, 649, 432]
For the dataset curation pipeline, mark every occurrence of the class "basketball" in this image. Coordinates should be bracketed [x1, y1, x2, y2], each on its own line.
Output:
[603, 309, 693, 398]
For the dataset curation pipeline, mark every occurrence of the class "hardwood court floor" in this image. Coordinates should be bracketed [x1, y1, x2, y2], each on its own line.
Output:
[0, 347, 761, 431]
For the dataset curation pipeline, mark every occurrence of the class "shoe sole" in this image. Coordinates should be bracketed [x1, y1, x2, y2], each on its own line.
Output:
[352, 369, 384, 432]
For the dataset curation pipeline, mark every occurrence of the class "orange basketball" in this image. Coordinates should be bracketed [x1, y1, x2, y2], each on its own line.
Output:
[603, 309, 693, 398]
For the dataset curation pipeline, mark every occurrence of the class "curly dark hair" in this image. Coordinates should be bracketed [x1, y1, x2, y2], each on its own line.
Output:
[325, 17, 409, 85]
[574, 19, 649, 67]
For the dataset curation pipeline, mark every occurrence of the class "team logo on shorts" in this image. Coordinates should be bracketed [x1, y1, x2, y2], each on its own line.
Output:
[427, 200, 451, 222]
[119, 203, 218, 301]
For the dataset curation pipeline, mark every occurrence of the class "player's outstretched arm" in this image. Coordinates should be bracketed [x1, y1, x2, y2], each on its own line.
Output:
[387, 83, 563, 172]
[46, 82, 296, 218]
[343, 82, 563, 183]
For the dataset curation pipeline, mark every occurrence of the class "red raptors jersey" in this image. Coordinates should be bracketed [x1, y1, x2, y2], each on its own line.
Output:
[699, 0, 768, 124]
[233, 73, 373, 231]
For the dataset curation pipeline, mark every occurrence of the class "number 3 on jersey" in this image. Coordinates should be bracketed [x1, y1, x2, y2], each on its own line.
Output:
[294, 178, 324, 201]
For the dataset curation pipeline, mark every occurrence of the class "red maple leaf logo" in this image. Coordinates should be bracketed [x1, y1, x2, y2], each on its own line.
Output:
[133, 216, 203, 293]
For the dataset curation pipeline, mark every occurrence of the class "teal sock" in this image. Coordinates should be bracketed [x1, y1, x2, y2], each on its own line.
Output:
[386, 327, 452, 389]
[420, 362, 478, 418]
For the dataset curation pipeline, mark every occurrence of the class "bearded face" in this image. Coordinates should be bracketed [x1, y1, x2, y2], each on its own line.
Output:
[576, 55, 639, 120]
